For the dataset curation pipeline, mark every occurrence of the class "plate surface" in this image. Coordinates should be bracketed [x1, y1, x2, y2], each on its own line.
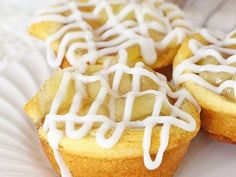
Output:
[0, 1, 235, 177]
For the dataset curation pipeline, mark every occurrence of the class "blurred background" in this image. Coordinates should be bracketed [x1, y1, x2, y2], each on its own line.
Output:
[1, 0, 236, 32]
[170, 0, 236, 32]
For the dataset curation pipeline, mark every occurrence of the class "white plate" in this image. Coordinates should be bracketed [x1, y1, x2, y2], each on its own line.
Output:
[0, 1, 236, 177]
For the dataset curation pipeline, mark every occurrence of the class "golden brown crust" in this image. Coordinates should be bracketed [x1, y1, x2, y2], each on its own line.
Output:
[173, 34, 236, 143]
[207, 132, 236, 144]
[33, 99, 200, 176]
[173, 34, 209, 67]
[201, 108, 236, 144]
[24, 71, 64, 125]
[39, 128, 190, 177]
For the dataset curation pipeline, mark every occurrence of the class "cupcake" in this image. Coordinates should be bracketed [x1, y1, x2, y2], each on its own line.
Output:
[173, 29, 236, 144]
[28, 0, 192, 71]
[25, 50, 200, 177]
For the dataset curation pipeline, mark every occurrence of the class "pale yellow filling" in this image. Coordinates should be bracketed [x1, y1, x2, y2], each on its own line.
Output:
[197, 56, 236, 100]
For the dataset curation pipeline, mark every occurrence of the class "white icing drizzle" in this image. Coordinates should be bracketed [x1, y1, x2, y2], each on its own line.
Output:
[173, 30, 236, 98]
[30, 0, 191, 70]
[43, 50, 198, 176]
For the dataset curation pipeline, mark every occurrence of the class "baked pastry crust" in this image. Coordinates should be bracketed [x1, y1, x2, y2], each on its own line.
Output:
[25, 50, 200, 176]
[26, 97, 199, 177]
[28, 0, 192, 70]
[173, 33, 236, 143]
[39, 128, 191, 177]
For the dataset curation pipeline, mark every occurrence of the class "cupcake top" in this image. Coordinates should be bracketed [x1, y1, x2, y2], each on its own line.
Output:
[29, 0, 192, 71]
[30, 49, 200, 175]
[173, 30, 236, 101]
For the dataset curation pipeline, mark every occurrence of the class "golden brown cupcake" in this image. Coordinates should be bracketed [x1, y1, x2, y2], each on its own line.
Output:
[25, 50, 200, 177]
[173, 29, 236, 144]
[28, 0, 192, 71]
